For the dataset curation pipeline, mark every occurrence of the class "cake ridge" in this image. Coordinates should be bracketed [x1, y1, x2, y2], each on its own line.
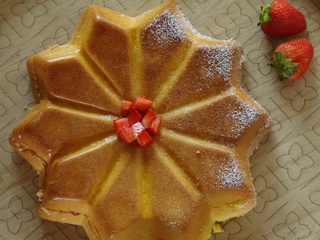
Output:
[77, 49, 123, 109]
[73, 6, 134, 99]
[42, 102, 117, 161]
[51, 136, 118, 163]
[28, 44, 122, 115]
[153, 142, 202, 200]
[151, 43, 195, 109]
[45, 100, 117, 122]
[128, 26, 143, 99]
[151, 40, 243, 114]
[160, 89, 230, 119]
[161, 88, 270, 150]
[158, 130, 252, 195]
[158, 128, 249, 192]
[41, 137, 121, 212]
[138, 0, 194, 104]
[139, 149, 153, 219]
[91, 151, 128, 207]
[160, 128, 232, 154]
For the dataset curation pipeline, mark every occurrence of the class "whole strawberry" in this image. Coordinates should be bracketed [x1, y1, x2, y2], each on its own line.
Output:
[270, 38, 313, 80]
[259, 0, 306, 37]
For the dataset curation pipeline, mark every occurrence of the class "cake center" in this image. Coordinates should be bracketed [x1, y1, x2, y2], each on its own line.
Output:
[113, 97, 160, 146]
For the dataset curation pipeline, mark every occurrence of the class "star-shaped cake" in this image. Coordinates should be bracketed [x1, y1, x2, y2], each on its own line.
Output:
[10, 0, 272, 239]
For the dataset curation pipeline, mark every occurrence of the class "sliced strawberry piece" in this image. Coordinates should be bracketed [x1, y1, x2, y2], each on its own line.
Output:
[130, 122, 145, 138]
[127, 108, 143, 126]
[149, 115, 161, 134]
[113, 118, 130, 132]
[133, 97, 152, 112]
[141, 109, 157, 128]
[121, 100, 133, 117]
[117, 127, 136, 143]
[115, 97, 160, 146]
[136, 130, 153, 146]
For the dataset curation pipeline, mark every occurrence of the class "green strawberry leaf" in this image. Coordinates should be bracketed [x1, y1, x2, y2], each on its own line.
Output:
[269, 51, 298, 80]
[259, 3, 272, 24]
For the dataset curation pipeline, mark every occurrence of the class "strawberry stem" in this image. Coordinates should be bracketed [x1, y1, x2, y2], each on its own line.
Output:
[259, 3, 271, 25]
[270, 51, 298, 80]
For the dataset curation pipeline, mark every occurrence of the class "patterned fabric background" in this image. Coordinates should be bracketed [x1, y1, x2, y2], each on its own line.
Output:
[0, 0, 319, 239]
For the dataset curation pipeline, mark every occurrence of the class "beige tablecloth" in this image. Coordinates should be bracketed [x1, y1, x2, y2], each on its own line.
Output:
[0, 0, 320, 239]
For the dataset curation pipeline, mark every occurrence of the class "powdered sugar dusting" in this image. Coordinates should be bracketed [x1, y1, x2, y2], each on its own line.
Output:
[143, 8, 186, 44]
[228, 99, 259, 138]
[218, 155, 244, 189]
[143, 3, 213, 44]
[200, 44, 235, 81]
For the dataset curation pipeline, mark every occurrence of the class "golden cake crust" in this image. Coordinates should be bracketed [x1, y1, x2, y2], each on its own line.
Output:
[10, 0, 272, 239]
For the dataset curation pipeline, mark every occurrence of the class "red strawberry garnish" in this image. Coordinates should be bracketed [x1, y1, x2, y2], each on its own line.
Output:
[149, 116, 161, 135]
[114, 97, 160, 146]
[136, 130, 153, 146]
[130, 122, 145, 138]
[71, 211, 80, 216]
[142, 109, 157, 128]
[133, 97, 152, 112]
[259, 0, 306, 37]
[113, 118, 130, 132]
[117, 127, 136, 143]
[270, 38, 314, 81]
[127, 108, 143, 126]
[121, 100, 133, 117]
